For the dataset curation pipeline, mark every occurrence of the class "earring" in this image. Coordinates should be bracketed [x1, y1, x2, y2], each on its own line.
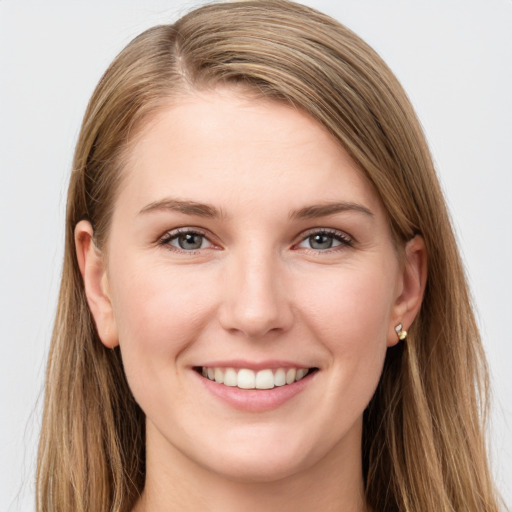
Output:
[395, 323, 408, 341]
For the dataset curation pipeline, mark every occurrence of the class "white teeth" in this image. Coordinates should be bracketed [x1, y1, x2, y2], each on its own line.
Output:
[224, 368, 237, 387]
[237, 369, 255, 389]
[286, 368, 296, 385]
[274, 368, 286, 387]
[200, 366, 311, 389]
[295, 368, 307, 381]
[214, 368, 224, 384]
[255, 369, 274, 389]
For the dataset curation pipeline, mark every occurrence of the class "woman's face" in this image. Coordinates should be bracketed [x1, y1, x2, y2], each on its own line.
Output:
[80, 88, 421, 483]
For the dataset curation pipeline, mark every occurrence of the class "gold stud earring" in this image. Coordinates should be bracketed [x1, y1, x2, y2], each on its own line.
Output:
[395, 323, 408, 341]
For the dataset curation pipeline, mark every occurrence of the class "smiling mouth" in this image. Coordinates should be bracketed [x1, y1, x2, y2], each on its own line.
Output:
[195, 366, 318, 390]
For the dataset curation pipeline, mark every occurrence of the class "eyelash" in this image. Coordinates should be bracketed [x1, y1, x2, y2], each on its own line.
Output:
[295, 229, 353, 252]
[157, 227, 353, 254]
[158, 228, 214, 253]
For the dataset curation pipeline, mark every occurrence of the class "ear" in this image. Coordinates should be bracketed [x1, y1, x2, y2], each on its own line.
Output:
[75, 220, 119, 348]
[388, 235, 427, 347]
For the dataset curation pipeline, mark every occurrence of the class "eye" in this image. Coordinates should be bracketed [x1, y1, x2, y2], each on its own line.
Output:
[296, 230, 352, 251]
[159, 229, 213, 252]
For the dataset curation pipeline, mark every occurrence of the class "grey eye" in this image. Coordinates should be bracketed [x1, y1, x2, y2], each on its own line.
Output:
[308, 233, 335, 250]
[297, 230, 350, 251]
[170, 232, 209, 250]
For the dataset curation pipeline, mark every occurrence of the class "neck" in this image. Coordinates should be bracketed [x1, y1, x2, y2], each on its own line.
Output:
[133, 422, 368, 512]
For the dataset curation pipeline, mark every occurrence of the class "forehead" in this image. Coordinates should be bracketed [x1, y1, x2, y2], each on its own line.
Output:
[117, 88, 385, 221]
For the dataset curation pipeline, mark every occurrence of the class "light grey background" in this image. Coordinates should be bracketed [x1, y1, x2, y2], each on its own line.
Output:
[1, 1, 511, 510]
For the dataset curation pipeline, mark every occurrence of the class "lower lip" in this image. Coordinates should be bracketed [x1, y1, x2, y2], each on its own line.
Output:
[196, 371, 316, 412]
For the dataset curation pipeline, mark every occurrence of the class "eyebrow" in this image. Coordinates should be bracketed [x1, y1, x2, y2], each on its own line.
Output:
[290, 201, 374, 220]
[139, 198, 373, 220]
[139, 198, 221, 218]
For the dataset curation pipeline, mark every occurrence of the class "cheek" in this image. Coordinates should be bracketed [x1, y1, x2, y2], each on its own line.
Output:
[296, 264, 396, 404]
[108, 261, 218, 390]
[298, 264, 395, 347]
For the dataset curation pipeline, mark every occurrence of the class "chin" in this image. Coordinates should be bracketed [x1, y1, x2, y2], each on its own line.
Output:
[189, 425, 328, 484]
[206, 449, 313, 484]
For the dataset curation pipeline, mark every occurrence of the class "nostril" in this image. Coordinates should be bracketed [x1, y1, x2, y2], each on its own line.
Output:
[217, 264, 294, 338]
[218, 301, 294, 339]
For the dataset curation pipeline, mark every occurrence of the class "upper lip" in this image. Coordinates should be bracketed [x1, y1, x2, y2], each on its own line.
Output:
[195, 359, 315, 371]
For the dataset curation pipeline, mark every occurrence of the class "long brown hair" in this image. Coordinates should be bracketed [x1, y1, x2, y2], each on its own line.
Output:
[37, 1, 501, 510]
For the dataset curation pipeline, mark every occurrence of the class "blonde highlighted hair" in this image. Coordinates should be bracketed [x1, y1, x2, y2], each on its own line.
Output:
[37, 1, 501, 510]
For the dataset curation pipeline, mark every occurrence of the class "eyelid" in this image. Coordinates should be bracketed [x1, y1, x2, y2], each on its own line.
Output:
[157, 227, 218, 252]
[294, 228, 353, 250]
[156, 226, 353, 253]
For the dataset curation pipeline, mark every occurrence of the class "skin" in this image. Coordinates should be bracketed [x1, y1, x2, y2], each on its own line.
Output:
[76, 88, 426, 512]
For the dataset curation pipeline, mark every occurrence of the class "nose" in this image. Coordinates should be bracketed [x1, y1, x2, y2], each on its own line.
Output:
[218, 249, 294, 339]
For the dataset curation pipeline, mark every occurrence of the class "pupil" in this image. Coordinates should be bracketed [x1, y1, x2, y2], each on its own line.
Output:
[310, 234, 332, 249]
[178, 233, 202, 250]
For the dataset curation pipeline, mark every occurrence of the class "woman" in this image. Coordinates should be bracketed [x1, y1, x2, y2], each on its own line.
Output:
[36, 1, 502, 511]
